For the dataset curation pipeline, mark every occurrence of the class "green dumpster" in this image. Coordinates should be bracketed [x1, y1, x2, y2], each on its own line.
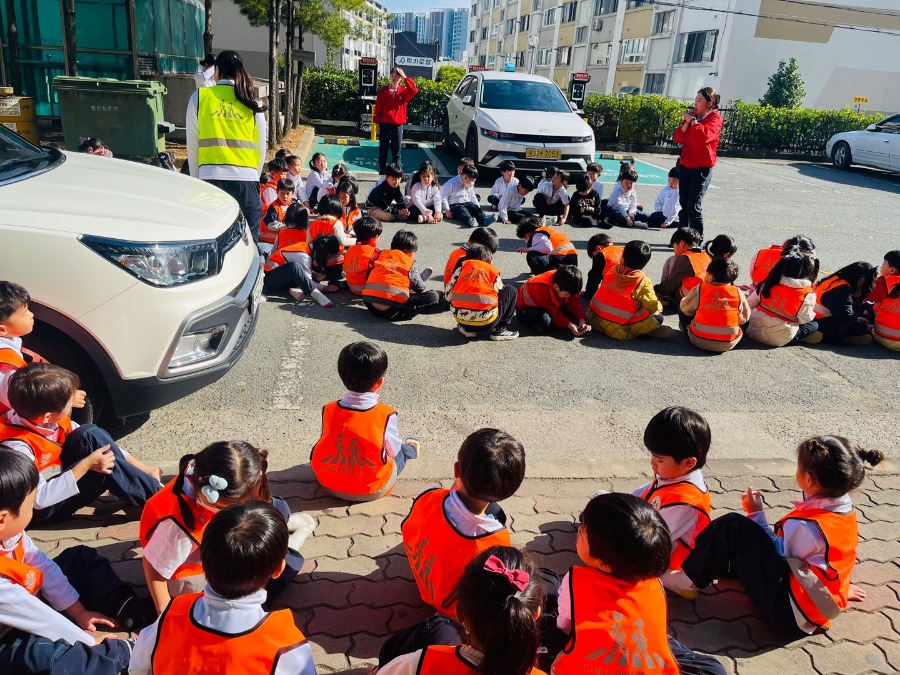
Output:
[53, 77, 168, 156]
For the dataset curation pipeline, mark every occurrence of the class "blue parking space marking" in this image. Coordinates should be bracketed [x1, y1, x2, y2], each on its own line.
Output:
[593, 156, 671, 186]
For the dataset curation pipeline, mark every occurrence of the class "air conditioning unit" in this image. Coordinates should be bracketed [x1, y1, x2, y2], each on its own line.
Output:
[592, 19, 603, 31]
[595, 56, 609, 66]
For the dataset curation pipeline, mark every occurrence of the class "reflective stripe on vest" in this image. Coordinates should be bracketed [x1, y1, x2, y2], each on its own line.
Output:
[0, 538, 43, 595]
[678, 250, 712, 298]
[418, 645, 548, 675]
[536, 227, 576, 256]
[139, 478, 209, 579]
[197, 86, 261, 169]
[813, 276, 850, 319]
[874, 297, 900, 340]
[757, 284, 813, 322]
[450, 260, 499, 311]
[0, 414, 72, 474]
[266, 241, 311, 272]
[151, 593, 307, 674]
[751, 245, 783, 284]
[362, 250, 414, 303]
[601, 245, 624, 275]
[588, 269, 649, 325]
[310, 401, 396, 496]
[517, 271, 560, 312]
[690, 283, 743, 342]
[640, 479, 712, 569]
[344, 245, 379, 294]
[401, 488, 510, 617]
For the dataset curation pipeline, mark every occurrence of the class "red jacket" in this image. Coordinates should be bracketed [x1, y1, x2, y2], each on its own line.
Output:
[516, 271, 586, 328]
[674, 109, 722, 169]
[374, 78, 419, 126]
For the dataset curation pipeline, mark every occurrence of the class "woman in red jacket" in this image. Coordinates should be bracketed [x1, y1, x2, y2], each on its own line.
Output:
[673, 87, 722, 237]
[375, 67, 419, 174]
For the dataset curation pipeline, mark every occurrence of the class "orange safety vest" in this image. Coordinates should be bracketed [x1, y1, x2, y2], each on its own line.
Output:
[139, 478, 209, 579]
[418, 644, 547, 675]
[640, 479, 711, 569]
[689, 283, 743, 343]
[600, 245, 624, 275]
[874, 296, 900, 342]
[535, 227, 577, 257]
[774, 508, 857, 631]
[443, 246, 468, 284]
[757, 284, 813, 323]
[0, 414, 73, 474]
[343, 206, 361, 227]
[0, 348, 26, 415]
[678, 250, 712, 298]
[343, 244, 380, 295]
[151, 592, 307, 674]
[813, 276, 850, 319]
[450, 260, 499, 312]
[401, 488, 511, 617]
[310, 401, 396, 496]
[259, 200, 288, 245]
[308, 216, 339, 241]
[272, 228, 307, 253]
[588, 269, 650, 325]
[516, 270, 563, 312]
[554, 566, 678, 675]
[0, 538, 43, 595]
[265, 241, 311, 272]
[259, 179, 278, 208]
[751, 245, 783, 284]
[362, 250, 414, 304]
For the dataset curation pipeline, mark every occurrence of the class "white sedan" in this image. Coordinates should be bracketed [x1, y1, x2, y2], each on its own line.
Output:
[825, 114, 900, 173]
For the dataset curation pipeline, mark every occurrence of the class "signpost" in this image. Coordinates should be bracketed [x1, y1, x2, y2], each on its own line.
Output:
[853, 95, 868, 113]
[569, 72, 591, 112]
[290, 49, 316, 65]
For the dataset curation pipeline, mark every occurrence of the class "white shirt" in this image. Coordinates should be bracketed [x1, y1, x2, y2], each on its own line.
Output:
[287, 171, 307, 202]
[337, 391, 402, 458]
[528, 231, 553, 255]
[538, 181, 570, 205]
[591, 178, 605, 202]
[607, 181, 637, 217]
[186, 80, 267, 181]
[490, 175, 518, 198]
[632, 469, 708, 553]
[0, 336, 23, 411]
[305, 171, 333, 205]
[443, 489, 505, 536]
[498, 183, 525, 222]
[410, 183, 441, 216]
[653, 185, 680, 225]
[141, 480, 205, 581]
[128, 586, 317, 675]
[193, 66, 216, 89]
[441, 175, 478, 211]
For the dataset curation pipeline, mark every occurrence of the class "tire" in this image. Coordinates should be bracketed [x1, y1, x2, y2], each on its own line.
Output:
[466, 129, 479, 168]
[23, 324, 108, 425]
[832, 142, 852, 170]
[441, 118, 454, 155]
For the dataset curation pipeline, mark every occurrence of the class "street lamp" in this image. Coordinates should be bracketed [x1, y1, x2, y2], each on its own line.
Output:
[528, 35, 539, 74]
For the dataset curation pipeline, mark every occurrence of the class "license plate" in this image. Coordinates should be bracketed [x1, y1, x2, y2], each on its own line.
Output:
[525, 148, 562, 160]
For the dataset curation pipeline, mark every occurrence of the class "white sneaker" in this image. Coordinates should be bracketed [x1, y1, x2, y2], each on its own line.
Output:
[289, 288, 306, 302]
[458, 325, 478, 338]
[660, 569, 700, 600]
[633, 220, 649, 229]
[287, 513, 317, 550]
[310, 288, 334, 308]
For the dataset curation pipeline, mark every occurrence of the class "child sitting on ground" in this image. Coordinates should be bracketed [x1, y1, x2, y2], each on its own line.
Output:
[586, 161, 604, 203]
[343, 217, 383, 295]
[487, 160, 518, 209]
[305, 153, 332, 208]
[447, 244, 518, 341]
[516, 266, 591, 337]
[532, 168, 570, 225]
[367, 164, 411, 223]
[311, 341, 420, 502]
[309, 194, 355, 247]
[516, 216, 577, 276]
[0, 449, 155, 675]
[286, 154, 307, 203]
[362, 230, 440, 321]
[260, 158, 288, 209]
[498, 176, 534, 224]
[655, 227, 710, 306]
[0, 363, 161, 524]
[669, 436, 883, 635]
[866, 249, 900, 307]
[812, 262, 877, 346]
[648, 167, 680, 228]
[401, 428, 524, 617]
[681, 257, 751, 352]
[587, 240, 672, 340]
[584, 234, 623, 299]
[443, 228, 499, 294]
[329, 162, 348, 194]
[260, 177, 295, 248]
[270, 202, 310, 253]
[408, 165, 443, 223]
[544, 493, 725, 675]
[129, 502, 317, 675]
[747, 236, 815, 295]
[873, 282, 900, 351]
[337, 177, 362, 228]
[568, 174, 604, 228]
[605, 163, 648, 228]
[442, 165, 495, 228]
[704, 233, 737, 261]
[264, 234, 341, 307]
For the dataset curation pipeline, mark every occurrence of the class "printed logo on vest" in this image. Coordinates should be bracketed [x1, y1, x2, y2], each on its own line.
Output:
[650, 496, 662, 510]
[24, 570, 37, 591]
[406, 539, 436, 605]
[211, 101, 246, 120]
[703, 290, 733, 310]
[460, 267, 493, 286]
[321, 434, 376, 468]
[585, 613, 669, 670]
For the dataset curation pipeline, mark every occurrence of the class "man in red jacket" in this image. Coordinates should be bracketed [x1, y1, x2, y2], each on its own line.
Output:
[375, 67, 418, 174]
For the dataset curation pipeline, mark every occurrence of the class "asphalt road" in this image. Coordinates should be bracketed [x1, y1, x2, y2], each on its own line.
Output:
[119, 156, 899, 481]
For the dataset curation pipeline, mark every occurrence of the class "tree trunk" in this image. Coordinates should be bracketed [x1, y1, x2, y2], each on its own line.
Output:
[63, 0, 78, 76]
[281, 0, 293, 139]
[203, 0, 213, 54]
[5, 0, 22, 93]
[292, 21, 304, 126]
[267, 0, 279, 147]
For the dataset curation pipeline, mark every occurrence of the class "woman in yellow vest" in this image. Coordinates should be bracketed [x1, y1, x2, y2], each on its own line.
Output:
[186, 51, 267, 244]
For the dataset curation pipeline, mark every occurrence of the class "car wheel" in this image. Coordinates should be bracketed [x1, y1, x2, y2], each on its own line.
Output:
[23, 324, 108, 425]
[832, 142, 852, 170]
[442, 118, 454, 155]
[466, 129, 479, 168]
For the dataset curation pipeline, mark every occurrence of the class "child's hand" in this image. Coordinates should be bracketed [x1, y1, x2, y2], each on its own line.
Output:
[312, 272, 326, 281]
[848, 583, 867, 602]
[504, 220, 511, 225]
[71, 606, 116, 632]
[434, 212, 443, 222]
[399, 208, 410, 218]
[148, 466, 163, 482]
[73, 389, 87, 408]
[626, 217, 634, 227]
[444, 210, 453, 219]
[517, 246, 529, 254]
[741, 486, 764, 513]
[87, 446, 115, 474]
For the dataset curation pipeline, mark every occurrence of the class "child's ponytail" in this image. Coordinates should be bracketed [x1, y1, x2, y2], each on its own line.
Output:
[173, 452, 198, 530]
[704, 234, 737, 259]
[759, 246, 818, 298]
[797, 435, 884, 497]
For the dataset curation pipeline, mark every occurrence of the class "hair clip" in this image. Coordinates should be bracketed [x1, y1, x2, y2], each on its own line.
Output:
[201, 474, 228, 504]
[785, 250, 803, 260]
[483, 554, 530, 592]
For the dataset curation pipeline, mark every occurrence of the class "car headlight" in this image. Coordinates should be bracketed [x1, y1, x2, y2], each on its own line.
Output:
[481, 128, 515, 139]
[80, 236, 219, 287]
[576, 135, 594, 143]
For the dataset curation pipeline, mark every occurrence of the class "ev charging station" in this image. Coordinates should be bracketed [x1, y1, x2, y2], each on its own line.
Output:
[358, 57, 379, 134]
[568, 72, 591, 113]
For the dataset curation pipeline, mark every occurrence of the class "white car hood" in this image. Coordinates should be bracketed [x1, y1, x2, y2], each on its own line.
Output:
[0, 152, 239, 242]
[478, 109, 592, 137]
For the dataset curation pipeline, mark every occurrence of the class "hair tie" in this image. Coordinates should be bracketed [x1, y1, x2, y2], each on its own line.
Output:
[785, 249, 802, 260]
[483, 555, 530, 592]
[201, 474, 228, 504]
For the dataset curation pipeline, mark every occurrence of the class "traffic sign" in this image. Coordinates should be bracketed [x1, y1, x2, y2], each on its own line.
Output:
[853, 96, 869, 104]
[572, 72, 591, 82]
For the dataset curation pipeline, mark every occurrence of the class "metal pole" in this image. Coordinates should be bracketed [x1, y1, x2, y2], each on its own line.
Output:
[5, 0, 22, 93]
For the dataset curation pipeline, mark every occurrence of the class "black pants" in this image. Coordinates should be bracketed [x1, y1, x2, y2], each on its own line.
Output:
[648, 211, 673, 228]
[787, 320, 820, 345]
[266, 496, 303, 600]
[525, 251, 578, 276]
[678, 165, 713, 236]
[606, 209, 648, 227]
[32, 425, 162, 524]
[517, 306, 576, 334]
[450, 202, 486, 226]
[572, 214, 602, 228]
[366, 291, 443, 321]
[506, 209, 526, 224]
[263, 262, 315, 296]
[378, 123, 403, 172]
[817, 316, 870, 343]
[457, 286, 517, 333]
[486, 195, 501, 208]
[206, 179, 262, 244]
[533, 193, 566, 216]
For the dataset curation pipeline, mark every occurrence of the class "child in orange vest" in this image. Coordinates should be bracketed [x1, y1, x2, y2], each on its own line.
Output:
[268, 202, 310, 255]
[260, 177, 296, 248]
[680, 257, 750, 352]
[129, 502, 317, 675]
[655, 227, 710, 306]
[401, 428, 525, 618]
[264, 234, 341, 307]
[544, 493, 724, 675]
[866, 249, 900, 308]
[443, 228, 499, 295]
[587, 240, 672, 340]
[873, 281, 900, 351]
[516, 216, 577, 276]
[0, 449, 155, 675]
[362, 230, 440, 321]
[343, 216, 383, 295]
[376, 547, 547, 675]
[337, 176, 362, 228]
[311, 341, 420, 501]
[0, 363, 161, 524]
[140, 440, 313, 613]
[745, 235, 816, 295]
[260, 157, 288, 209]
[747, 246, 820, 346]
[812, 262, 877, 346]
[584, 233, 623, 299]
[447, 244, 518, 341]
[632, 407, 712, 596]
[669, 436, 883, 634]
[516, 266, 590, 337]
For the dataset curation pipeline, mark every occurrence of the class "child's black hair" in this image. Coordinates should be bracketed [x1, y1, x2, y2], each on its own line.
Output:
[214, 51, 265, 113]
[337, 177, 359, 211]
[760, 246, 819, 297]
[409, 161, 437, 189]
[796, 436, 883, 499]
[310, 234, 341, 270]
[317, 194, 342, 218]
[353, 216, 382, 243]
[884, 250, 900, 271]
[274, 148, 290, 160]
[0, 281, 29, 324]
[469, 227, 499, 254]
[544, 166, 558, 180]
[465, 243, 493, 263]
[669, 227, 701, 248]
[622, 240, 651, 270]
[518, 176, 535, 192]
[8, 363, 79, 420]
[391, 229, 418, 254]
[618, 161, 638, 182]
[704, 234, 736, 258]
[580, 493, 672, 582]
[554, 169, 570, 187]
[383, 163, 404, 179]
[888, 282, 900, 299]
[283, 203, 309, 230]
[331, 162, 348, 180]
[457, 428, 525, 502]
[706, 257, 739, 284]
[308, 152, 326, 170]
[461, 164, 479, 180]
[586, 161, 602, 174]
[515, 215, 541, 240]
[202, 502, 288, 599]
[458, 157, 475, 169]
[455, 546, 543, 675]
[337, 341, 388, 392]
[587, 233, 614, 258]
[78, 137, 106, 153]
[498, 159, 516, 173]
[268, 158, 288, 173]
[819, 262, 878, 300]
[286, 154, 301, 166]
[0, 448, 39, 515]
[553, 266, 583, 295]
[668, 166, 679, 179]
[782, 235, 816, 257]
[643, 406, 711, 469]
[276, 177, 294, 193]
[575, 174, 592, 192]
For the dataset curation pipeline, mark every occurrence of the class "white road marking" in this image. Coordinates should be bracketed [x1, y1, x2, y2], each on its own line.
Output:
[271, 318, 309, 410]
[421, 143, 451, 178]
[715, 158, 876, 197]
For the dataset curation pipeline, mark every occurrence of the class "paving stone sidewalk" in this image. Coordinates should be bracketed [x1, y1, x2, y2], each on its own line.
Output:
[29, 464, 900, 674]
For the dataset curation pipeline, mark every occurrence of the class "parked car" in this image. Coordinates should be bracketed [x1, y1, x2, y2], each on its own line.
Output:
[444, 71, 595, 175]
[0, 127, 263, 423]
[826, 114, 900, 173]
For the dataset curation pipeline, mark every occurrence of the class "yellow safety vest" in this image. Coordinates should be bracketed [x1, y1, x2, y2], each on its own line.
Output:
[197, 85, 261, 169]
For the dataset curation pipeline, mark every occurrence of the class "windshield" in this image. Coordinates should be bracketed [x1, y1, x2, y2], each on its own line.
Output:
[0, 127, 63, 185]
[480, 80, 571, 113]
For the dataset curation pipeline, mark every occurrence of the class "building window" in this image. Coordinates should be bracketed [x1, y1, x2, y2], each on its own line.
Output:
[493, 0, 501, 7]
[479, 54, 487, 65]
[644, 72, 665, 94]
[556, 46, 571, 65]
[507, 18, 517, 34]
[500, 9, 505, 20]
[575, 26, 588, 43]
[488, 55, 497, 66]
[619, 37, 646, 63]
[520, 14, 531, 31]
[470, 30, 476, 42]
[542, 8, 556, 26]
[594, 0, 617, 16]
[562, 1, 578, 22]
[490, 25, 499, 37]
[532, 0, 542, 11]
[590, 41, 611, 65]
[626, 0, 651, 8]
[515, 50, 526, 67]
[537, 48, 552, 66]
[481, 27, 488, 39]
[675, 30, 718, 63]
[652, 10, 674, 35]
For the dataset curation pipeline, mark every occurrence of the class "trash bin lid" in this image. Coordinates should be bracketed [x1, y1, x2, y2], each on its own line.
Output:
[53, 77, 166, 95]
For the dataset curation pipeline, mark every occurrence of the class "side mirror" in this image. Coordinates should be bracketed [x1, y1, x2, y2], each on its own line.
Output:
[569, 100, 578, 111]
[463, 95, 474, 105]
[866, 123, 878, 131]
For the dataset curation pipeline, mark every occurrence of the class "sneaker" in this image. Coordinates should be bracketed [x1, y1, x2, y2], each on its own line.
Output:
[458, 325, 478, 338]
[467, 217, 478, 228]
[310, 289, 334, 308]
[288, 288, 306, 303]
[115, 595, 157, 632]
[417, 215, 425, 223]
[404, 437, 422, 459]
[632, 220, 649, 229]
[647, 325, 673, 338]
[843, 333, 872, 346]
[490, 327, 519, 341]
[287, 513, 317, 551]
[419, 267, 433, 282]
[125, 636, 138, 653]
[801, 330, 824, 345]
[661, 570, 700, 600]
[483, 215, 496, 226]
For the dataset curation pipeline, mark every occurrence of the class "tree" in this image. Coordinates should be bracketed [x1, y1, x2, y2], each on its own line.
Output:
[759, 57, 806, 109]
[203, 0, 214, 54]
[436, 65, 465, 87]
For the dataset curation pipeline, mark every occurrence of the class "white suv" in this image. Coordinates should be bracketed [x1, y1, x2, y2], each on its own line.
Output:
[444, 71, 595, 174]
[0, 127, 263, 422]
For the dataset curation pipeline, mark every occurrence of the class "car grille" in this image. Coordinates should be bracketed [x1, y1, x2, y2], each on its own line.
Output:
[216, 213, 247, 260]
[504, 133, 589, 144]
